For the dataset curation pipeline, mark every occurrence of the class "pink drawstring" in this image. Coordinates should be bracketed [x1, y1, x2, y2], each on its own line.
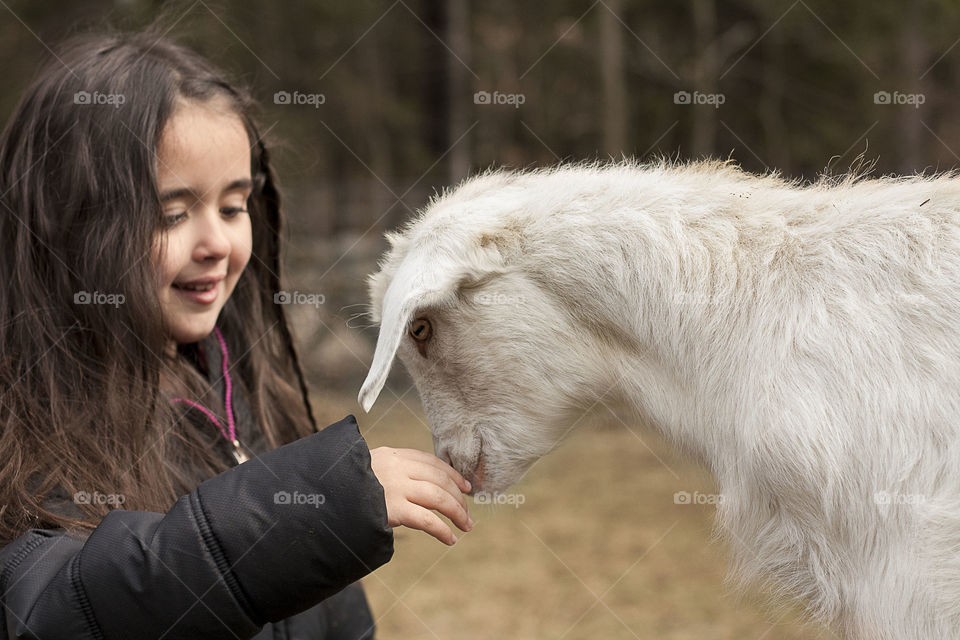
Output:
[170, 326, 237, 446]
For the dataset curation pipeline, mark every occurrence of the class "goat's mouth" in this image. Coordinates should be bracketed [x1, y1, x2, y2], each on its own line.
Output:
[463, 438, 485, 495]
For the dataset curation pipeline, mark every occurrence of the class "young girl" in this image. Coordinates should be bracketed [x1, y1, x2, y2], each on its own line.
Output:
[0, 29, 472, 639]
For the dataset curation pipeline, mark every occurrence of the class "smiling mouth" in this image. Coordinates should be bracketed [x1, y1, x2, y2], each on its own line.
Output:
[173, 282, 216, 291]
[171, 280, 220, 304]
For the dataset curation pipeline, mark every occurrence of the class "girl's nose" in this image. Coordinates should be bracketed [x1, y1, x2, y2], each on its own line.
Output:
[192, 208, 231, 261]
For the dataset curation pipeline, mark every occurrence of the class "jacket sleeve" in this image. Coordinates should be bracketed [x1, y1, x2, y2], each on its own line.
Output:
[0, 415, 394, 640]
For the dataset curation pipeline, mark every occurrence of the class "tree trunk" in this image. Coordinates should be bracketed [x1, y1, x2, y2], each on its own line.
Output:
[600, 0, 627, 157]
[357, 35, 395, 232]
[759, 22, 790, 171]
[446, 0, 472, 182]
[691, 0, 718, 158]
[421, 0, 448, 170]
[899, 4, 925, 173]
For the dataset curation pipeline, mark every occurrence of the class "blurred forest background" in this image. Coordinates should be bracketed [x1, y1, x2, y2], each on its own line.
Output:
[2, 2, 958, 637]
[2, 0, 958, 395]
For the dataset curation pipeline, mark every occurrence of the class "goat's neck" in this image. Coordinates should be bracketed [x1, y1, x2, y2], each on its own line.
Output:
[524, 198, 776, 468]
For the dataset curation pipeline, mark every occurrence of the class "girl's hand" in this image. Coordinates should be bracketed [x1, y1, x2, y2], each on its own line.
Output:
[369, 447, 474, 545]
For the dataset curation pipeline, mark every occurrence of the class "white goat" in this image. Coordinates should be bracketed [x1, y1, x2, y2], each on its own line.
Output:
[358, 160, 960, 639]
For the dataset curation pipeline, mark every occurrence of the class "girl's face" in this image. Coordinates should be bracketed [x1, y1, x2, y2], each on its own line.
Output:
[153, 98, 253, 348]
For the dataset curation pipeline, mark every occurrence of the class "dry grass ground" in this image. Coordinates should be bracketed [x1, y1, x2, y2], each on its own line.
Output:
[311, 392, 835, 640]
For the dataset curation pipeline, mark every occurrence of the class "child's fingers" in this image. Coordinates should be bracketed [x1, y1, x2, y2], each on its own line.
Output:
[399, 503, 458, 545]
[407, 479, 473, 533]
[374, 447, 469, 513]
[409, 463, 470, 516]
[394, 447, 472, 493]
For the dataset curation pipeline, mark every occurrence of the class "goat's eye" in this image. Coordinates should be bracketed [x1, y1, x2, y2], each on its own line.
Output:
[409, 317, 432, 342]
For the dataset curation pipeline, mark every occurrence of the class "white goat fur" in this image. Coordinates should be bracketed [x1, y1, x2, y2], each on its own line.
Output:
[359, 160, 960, 639]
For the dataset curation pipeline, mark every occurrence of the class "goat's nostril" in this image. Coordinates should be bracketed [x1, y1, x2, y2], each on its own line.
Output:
[433, 440, 452, 466]
[469, 456, 485, 490]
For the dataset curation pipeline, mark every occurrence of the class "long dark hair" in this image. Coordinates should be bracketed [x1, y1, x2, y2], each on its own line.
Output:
[0, 29, 317, 542]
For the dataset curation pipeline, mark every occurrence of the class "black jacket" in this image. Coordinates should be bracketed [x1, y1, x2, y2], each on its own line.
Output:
[0, 334, 394, 639]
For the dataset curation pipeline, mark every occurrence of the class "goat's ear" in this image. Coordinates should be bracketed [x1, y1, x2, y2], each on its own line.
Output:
[358, 255, 463, 412]
[359, 228, 513, 412]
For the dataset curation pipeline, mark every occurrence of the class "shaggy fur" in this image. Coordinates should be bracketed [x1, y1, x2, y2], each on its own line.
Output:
[359, 160, 960, 639]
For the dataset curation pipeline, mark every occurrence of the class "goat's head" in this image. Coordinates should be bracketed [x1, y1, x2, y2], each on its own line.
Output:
[359, 198, 608, 494]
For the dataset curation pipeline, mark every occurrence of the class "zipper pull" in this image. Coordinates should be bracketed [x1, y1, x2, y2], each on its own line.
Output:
[231, 439, 249, 464]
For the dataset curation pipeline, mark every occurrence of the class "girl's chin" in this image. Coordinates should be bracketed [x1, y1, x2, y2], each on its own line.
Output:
[161, 283, 230, 345]
[166, 316, 220, 345]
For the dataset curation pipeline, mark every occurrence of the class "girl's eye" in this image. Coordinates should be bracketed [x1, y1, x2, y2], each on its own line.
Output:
[163, 212, 186, 228]
[160, 206, 247, 228]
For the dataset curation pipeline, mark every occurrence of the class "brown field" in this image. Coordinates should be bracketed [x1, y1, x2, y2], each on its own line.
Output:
[311, 392, 834, 640]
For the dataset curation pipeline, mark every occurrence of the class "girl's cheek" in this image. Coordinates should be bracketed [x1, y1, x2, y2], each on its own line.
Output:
[152, 231, 187, 287]
[233, 220, 253, 272]
[237, 244, 252, 272]
[149, 239, 168, 286]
